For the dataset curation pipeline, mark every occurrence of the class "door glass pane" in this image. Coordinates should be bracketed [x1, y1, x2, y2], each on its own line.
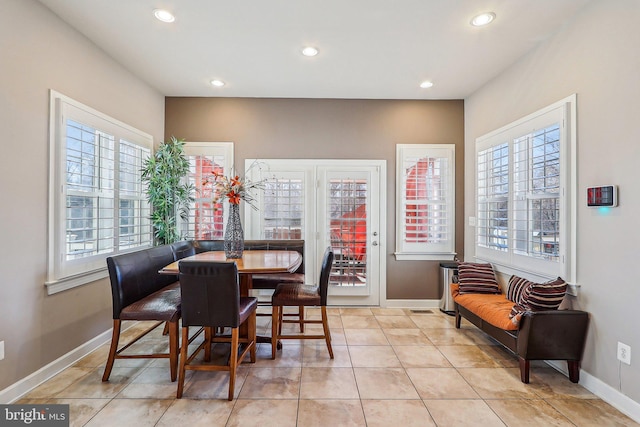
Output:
[327, 178, 367, 287]
[263, 178, 303, 239]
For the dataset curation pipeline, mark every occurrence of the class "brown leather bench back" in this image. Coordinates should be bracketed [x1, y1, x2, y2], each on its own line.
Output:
[106, 245, 177, 319]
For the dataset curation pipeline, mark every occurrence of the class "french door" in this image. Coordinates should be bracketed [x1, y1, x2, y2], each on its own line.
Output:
[246, 160, 385, 306]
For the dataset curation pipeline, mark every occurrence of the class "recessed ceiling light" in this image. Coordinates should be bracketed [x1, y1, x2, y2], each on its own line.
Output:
[302, 47, 319, 57]
[420, 81, 434, 89]
[471, 12, 495, 27]
[210, 79, 225, 87]
[153, 9, 175, 23]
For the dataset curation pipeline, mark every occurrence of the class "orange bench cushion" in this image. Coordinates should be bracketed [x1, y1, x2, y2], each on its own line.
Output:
[451, 283, 518, 331]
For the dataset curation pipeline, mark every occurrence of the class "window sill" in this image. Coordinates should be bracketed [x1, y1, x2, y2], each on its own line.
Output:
[394, 252, 456, 261]
[474, 257, 579, 296]
[45, 268, 109, 295]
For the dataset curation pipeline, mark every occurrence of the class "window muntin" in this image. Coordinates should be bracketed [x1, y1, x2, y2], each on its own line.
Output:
[47, 91, 153, 293]
[395, 144, 455, 260]
[475, 96, 575, 281]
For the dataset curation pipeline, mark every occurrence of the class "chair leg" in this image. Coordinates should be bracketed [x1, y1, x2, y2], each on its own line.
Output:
[298, 306, 305, 333]
[228, 328, 239, 401]
[176, 327, 190, 398]
[204, 327, 212, 362]
[168, 320, 179, 382]
[321, 306, 334, 359]
[271, 305, 279, 359]
[248, 312, 257, 363]
[162, 321, 170, 335]
[102, 319, 121, 382]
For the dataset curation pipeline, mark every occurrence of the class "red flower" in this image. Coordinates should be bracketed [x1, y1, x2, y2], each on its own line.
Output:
[227, 191, 241, 205]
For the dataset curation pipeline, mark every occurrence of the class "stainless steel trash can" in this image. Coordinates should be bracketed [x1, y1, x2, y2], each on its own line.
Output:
[439, 262, 458, 315]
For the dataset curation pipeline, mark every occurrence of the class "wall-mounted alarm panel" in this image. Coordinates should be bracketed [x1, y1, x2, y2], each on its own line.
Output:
[587, 185, 617, 207]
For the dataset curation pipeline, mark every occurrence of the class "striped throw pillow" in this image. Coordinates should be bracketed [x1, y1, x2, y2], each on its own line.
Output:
[457, 262, 501, 294]
[508, 277, 567, 326]
[506, 275, 531, 303]
[522, 277, 567, 311]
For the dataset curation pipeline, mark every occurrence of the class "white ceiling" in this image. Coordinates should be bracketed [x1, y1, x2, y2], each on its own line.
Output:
[38, 0, 590, 100]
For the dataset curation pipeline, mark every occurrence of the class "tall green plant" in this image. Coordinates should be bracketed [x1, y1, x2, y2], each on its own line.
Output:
[141, 136, 193, 245]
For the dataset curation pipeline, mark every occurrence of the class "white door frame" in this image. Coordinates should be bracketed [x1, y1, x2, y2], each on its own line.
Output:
[245, 159, 387, 306]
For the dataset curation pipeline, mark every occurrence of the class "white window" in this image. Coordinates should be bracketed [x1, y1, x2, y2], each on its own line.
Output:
[395, 144, 455, 261]
[262, 173, 305, 240]
[47, 91, 153, 294]
[181, 142, 234, 240]
[244, 161, 312, 244]
[475, 95, 576, 282]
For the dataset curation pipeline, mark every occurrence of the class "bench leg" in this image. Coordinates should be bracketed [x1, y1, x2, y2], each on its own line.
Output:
[455, 308, 462, 329]
[518, 357, 530, 383]
[568, 360, 580, 383]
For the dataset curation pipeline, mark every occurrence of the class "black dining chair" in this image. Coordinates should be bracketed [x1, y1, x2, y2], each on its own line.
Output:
[271, 247, 334, 359]
[176, 260, 257, 400]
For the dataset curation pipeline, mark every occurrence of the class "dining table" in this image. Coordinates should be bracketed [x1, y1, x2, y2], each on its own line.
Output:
[160, 250, 303, 344]
[160, 249, 303, 295]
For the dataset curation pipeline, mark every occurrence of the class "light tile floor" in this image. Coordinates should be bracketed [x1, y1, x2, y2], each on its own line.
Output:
[17, 307, 639, 427]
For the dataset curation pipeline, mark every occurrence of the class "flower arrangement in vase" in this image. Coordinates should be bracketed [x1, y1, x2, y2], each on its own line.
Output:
[207, 163, 265, 258]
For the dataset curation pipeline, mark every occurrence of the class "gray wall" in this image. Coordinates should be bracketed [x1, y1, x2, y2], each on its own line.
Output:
[464, 0, 640, 404]
[0, 0, 164, 390]
[165, 97, 465, 300]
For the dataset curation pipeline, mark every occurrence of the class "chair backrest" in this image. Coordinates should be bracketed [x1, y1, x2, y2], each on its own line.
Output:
[178, 260, 241, 328]
[106, 245, 177, 319]
[318, 247, 334, 306]
[170, 240, 196, 261]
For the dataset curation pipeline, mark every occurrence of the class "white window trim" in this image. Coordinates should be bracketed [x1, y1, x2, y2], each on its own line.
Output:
[394, 144, 456, 261]
[46, 90, 153, 295]
[474, 94, 577, 286]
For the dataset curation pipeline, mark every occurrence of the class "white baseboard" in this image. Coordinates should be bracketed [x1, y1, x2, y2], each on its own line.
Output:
[546, 360, 640, 423]
[382, 299, 441, 309]
[0, 328, 113, 404]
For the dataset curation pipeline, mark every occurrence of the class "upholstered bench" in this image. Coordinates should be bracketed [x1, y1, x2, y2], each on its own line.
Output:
[103, 245, 182, 382]
[452, 262, 589, 384]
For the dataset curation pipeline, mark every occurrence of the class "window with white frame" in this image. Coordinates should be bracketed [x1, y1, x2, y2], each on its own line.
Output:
[47, 91, 153, 294]
[262, 174, 304, 240]
[395, 144, 455, 261]
[244, 161, 311, 242]
[475, 95, 576, 281]
[181, 142, 234, 240]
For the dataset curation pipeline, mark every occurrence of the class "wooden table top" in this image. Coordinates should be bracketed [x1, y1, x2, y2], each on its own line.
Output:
[159, 250, 303, 275]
